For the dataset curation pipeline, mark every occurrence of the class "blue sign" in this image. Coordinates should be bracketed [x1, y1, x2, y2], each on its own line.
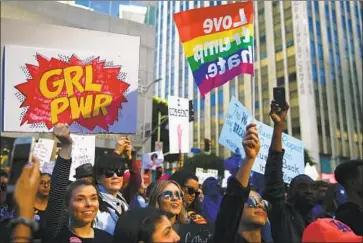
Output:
[191, 148, 201, 154]
[218, 96, 253, 154]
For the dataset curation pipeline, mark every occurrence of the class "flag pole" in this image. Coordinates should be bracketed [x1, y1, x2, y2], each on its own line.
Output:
[251, 1, 256, 121]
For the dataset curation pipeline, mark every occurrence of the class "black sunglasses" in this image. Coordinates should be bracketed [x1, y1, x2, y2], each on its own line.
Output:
[184, 186, 200, 196]
[0, 182, 7, 192]
[103, 169, 124, 178]
[247, 197, 270, 211]
[159, 190, 183, 200]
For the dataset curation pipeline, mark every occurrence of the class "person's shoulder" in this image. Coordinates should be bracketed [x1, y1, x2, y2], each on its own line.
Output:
[336, 202, 362, 215]
[94, 228, 113, 242]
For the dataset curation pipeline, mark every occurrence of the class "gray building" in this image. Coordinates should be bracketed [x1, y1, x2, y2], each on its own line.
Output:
[154, 0, 363, 173]
[0, 1, 156, 152]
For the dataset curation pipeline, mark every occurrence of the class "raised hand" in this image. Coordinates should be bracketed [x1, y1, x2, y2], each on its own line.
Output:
[14, 156, 40, 219]
[242, 123, 260, 160]
[115, 137, 132, 160]
[53, 123, 72, 145]
[269, 101, 289, 127]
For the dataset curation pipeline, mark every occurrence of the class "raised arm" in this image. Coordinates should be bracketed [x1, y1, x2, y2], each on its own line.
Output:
[262, 101, 289, 240]
[214, 124, 260, 243]
[43, 124, 73, 241]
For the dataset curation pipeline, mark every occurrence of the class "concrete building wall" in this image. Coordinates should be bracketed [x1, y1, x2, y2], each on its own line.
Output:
[0, 1, 156, 152]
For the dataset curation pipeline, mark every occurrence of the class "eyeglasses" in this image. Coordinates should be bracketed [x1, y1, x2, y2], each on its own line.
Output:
[0, 182, 6, 191]
[184, 186, 200, 196]
[40, 180, 51, 186]
[159, 190, 183, 200]
[103, 169, 124, 178]
[247, 197, 270, 211]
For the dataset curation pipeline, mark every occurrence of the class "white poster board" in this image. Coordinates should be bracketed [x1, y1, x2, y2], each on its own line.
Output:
[69, 134, 96, 181]
[142, 151, 164, 170]
[168, 96, 189, 154]
[219, 98, 305, 184]
[195, 167, 218, 184]
[33, 138, 55, 172]
[3, 43, 139, 134]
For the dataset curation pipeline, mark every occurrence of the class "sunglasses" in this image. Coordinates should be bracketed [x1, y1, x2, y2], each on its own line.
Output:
[247, 197, 270, 211]
[0, 182, 6, 191]
[103, 169, 124, 178]
[184, 186, 200, 196]
[159, 190, 183, 200]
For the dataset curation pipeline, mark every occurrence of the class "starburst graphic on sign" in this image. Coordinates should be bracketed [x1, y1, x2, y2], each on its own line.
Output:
[15, 54, 130, 131]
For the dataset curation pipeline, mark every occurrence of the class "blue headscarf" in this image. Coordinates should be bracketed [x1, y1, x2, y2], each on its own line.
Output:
[201, 177, 222, 223]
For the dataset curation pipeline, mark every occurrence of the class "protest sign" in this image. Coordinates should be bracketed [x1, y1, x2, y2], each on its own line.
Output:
[3, 43, 139, 134]
[142, 151, 164, 170]
[174, 224, 214, 243]
[168, 96, 189, 154]
[219, 98, 305, 183]
[173, 2, 254, 98]
[219, 96, 253, 154]
[69, 134, 95, 181]
[33, 138, 55, 171]
[196, 167, 218, 184]
[42, 161, 55, 175]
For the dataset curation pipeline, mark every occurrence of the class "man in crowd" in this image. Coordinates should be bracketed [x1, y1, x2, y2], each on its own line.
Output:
[263, 100, 317, 242]
[73, 163, 93, 182]
[334, 160, 363, 236]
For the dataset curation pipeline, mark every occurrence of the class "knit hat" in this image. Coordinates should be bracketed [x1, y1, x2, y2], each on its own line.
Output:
[302, 218, 362, 242]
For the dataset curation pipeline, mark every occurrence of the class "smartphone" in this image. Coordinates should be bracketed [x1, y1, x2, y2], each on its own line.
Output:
[8, 137, 35, 188]
[273, 87, 287, 109]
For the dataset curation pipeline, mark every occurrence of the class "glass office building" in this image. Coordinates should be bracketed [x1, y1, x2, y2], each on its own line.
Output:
[63, 1, 156, 25]
[154, 1, 362, 172]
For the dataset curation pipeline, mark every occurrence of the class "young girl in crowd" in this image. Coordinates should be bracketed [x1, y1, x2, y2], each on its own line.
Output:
[54, 180, 113, 242]
[169, 170, 207, 224]
[214, 123, 267, 243]
[148, 180, 189, 225]
[113, 207, 180, 243]
[43, 124, 112, 243]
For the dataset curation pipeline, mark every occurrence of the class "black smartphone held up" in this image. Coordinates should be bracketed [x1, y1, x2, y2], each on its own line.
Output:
[7, 137, 35, 192]
[273, 87, 287, 109]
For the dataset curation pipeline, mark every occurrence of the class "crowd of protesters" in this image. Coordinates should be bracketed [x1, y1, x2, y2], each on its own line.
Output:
[0, 97, 362, 243]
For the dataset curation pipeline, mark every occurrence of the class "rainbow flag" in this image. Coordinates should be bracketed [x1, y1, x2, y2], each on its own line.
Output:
[174, 2, 254, 98]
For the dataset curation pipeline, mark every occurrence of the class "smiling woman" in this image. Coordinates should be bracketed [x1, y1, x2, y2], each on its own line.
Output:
[51, 180, 113, 243]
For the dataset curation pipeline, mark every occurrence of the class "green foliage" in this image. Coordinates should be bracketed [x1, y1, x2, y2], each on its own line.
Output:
[151, 97, 179, 162]
[183, 153, 225, 176]
[304, 149, 316, 166]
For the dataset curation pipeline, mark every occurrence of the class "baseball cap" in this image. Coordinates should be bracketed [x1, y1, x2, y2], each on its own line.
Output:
[302, 218, 363, 242]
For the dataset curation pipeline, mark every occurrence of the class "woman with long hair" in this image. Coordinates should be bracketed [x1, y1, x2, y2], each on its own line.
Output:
[169, 170, 207, 224]
[148, 180, 189, 225]
[113, 207, 180, 243]
[214, 123, 266, 243]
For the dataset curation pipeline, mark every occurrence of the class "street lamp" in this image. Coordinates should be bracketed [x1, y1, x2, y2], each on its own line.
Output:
[142, 78, 162, 153]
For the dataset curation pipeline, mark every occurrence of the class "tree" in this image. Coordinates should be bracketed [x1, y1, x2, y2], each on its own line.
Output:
[151, 97, 179, 162]
[304, 149, 316, 167]
[183, 153, 225, 177]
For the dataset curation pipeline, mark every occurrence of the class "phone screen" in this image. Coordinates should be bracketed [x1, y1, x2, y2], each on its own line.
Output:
[8, 138, 34, 186]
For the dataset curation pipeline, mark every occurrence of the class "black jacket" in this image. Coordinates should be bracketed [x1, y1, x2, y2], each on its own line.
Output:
[214, 177, 251, 243]
[335, 202, 363, 236]
[263, 150, 312, 243]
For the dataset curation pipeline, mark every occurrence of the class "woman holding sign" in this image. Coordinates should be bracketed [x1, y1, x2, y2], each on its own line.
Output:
[214, 124, 270, 243]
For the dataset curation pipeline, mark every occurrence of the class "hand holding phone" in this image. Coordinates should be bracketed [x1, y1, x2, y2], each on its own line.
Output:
[273, 87, 287, 110]
[8, 137, 35, 188]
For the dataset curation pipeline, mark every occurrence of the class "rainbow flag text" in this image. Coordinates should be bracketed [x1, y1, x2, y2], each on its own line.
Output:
[174, 2, 254, 98]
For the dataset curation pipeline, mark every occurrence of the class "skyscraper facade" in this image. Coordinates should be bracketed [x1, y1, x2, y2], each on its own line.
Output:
[154, 0, 362, 172]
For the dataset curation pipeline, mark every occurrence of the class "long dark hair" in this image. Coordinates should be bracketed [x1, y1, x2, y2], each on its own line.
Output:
[113, 207, 166, 243]
[169, 170, 201, 212]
